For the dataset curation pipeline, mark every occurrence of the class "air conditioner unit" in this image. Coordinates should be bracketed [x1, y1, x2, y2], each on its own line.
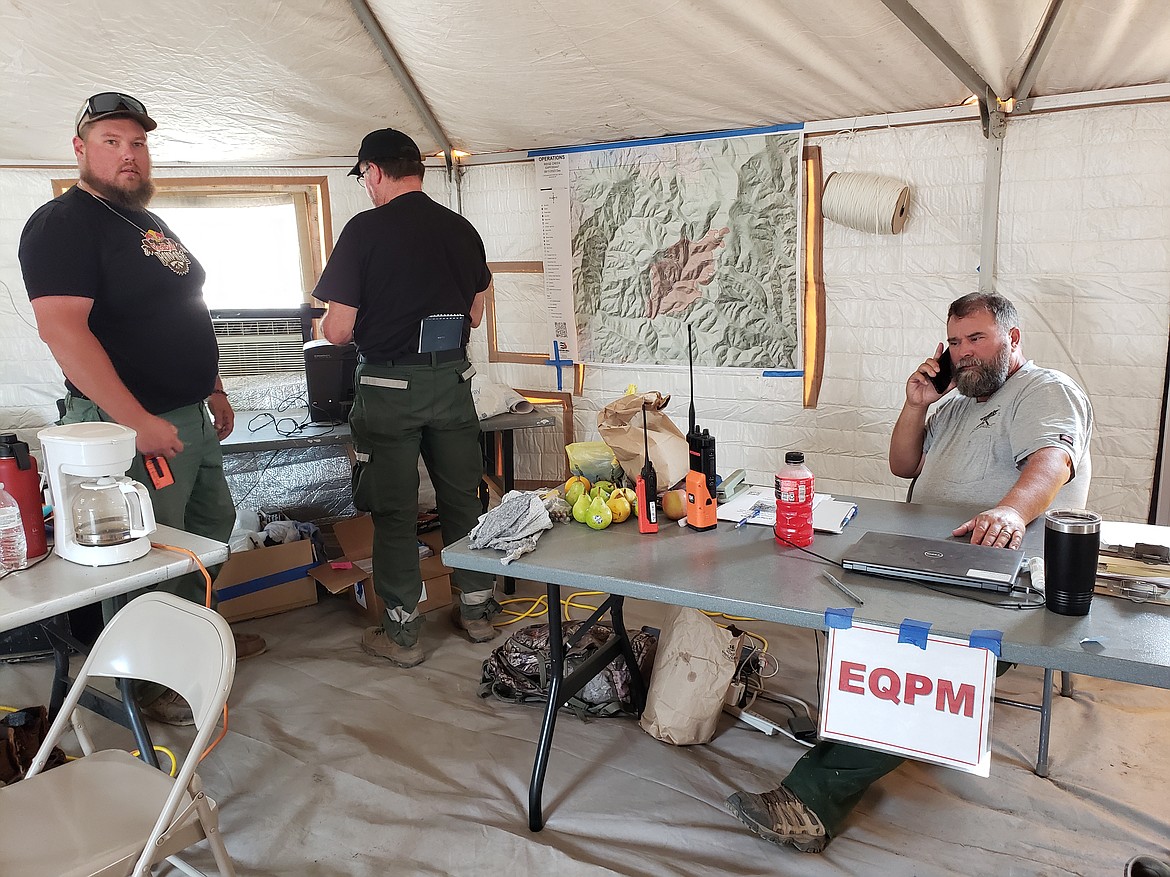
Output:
[210, 309, 309, 377]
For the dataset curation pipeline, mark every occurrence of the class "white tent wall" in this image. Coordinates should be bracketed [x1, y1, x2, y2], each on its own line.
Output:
[463, 102, 1170, 523]
[1, 102, 1167, 522]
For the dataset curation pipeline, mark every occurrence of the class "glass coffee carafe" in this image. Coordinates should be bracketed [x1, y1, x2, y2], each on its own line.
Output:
[70, 476, 154, 547]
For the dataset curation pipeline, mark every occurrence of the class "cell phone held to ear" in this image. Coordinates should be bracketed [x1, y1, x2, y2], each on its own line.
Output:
[930, 348, 953, 394]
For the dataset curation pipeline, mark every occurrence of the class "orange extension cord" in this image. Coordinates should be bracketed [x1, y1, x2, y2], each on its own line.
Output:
[150, 542, 229, 761]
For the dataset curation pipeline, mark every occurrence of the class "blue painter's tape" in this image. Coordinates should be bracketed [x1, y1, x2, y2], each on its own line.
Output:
[825, 607, 855, 629]
[216, 563, 315, 602]
[527, 122, 805, 158]
[969, 629, 1003, 657]
[762, 370, 804, 378]
[898, 618, 932, 649]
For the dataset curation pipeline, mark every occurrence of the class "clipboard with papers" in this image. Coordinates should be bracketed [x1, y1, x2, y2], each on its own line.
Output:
[714, 485, 858, 533]
[418, 313, 466, 354]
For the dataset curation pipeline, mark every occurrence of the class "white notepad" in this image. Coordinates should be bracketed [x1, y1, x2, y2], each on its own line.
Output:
[716, 486, 853, 532]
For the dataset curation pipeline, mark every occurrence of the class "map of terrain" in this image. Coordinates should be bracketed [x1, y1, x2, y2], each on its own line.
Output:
[570, 131, 802, 368]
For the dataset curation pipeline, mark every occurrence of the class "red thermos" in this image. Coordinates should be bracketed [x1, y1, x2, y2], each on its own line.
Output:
[0, 434, 47, 560]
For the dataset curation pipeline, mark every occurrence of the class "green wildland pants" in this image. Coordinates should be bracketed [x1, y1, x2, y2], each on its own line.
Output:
[349, 359, 494, 640]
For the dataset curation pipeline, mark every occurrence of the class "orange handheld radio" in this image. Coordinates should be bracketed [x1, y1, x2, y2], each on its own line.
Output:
[684, 325, 718, 531]
[143, 455, 174, 489]
[636, 403, 658, 534]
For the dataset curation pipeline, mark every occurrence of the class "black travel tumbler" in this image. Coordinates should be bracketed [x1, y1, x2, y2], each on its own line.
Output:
[1044, 509, 1101, 616]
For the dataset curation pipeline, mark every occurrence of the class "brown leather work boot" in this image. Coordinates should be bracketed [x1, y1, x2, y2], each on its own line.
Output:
[141, 689, 195, 727]
[451, 605, 499, 643]
[361, 626, 424, 668]
[233, 631, 267, 660]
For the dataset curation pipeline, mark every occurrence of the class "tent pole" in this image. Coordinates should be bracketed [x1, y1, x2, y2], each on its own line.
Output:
[978, 99, 1006, 294]
[876, 0, 997, 100]
[346, 0, 455, 161]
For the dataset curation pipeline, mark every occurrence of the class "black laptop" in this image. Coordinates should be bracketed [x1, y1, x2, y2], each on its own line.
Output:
[841, 531, 1024, 593]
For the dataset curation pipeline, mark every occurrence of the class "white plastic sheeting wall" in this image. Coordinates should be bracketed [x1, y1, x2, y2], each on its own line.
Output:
[1, 102, 1166, 522]
[466, 103, 1170, 523]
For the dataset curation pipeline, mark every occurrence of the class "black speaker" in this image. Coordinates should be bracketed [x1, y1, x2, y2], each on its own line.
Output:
[304, 339, 357, 424]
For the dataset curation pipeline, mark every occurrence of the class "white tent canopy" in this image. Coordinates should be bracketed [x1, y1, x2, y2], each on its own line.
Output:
[3, 0, 1169, 164]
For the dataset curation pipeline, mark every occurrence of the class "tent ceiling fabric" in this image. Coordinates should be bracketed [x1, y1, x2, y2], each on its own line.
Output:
[1, 0, 1168, 164]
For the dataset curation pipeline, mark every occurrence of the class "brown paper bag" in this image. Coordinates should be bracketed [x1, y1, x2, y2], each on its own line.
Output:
[639, 607, 741, 745]
[597, 391, 690, 489]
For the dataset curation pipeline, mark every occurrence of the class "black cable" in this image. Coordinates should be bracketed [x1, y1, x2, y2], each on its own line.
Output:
[229, 449, 282, 507]
[246, 411, 338, 439]
[752, 690, 800, 717]
[0, 544, 56, 580]
[916, 581, 1046, 610]
[274, 390, 309, 412]
[773, 532, 842, 567]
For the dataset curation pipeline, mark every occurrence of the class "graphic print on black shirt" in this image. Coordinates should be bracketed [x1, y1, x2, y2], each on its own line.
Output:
[18, 186, 218, 414]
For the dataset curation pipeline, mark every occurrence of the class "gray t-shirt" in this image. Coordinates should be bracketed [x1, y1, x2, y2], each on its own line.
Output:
[914, 361, 1093, 511]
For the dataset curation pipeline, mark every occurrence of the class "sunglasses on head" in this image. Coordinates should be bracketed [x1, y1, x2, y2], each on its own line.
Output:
[84, 92, 148, 117]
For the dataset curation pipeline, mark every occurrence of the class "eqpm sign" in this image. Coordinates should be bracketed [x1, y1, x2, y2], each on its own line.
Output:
[820, 621, 997, 776]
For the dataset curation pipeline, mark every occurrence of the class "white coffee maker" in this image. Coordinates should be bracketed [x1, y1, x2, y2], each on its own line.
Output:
[38, 422, 157, 566]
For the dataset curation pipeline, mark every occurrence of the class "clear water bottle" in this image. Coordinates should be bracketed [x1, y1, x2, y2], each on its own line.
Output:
[775, 452, 814, 548]
[0, 482, 28, 573]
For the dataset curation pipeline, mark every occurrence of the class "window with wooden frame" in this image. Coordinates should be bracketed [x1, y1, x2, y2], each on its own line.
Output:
[50, 176, 333, 310]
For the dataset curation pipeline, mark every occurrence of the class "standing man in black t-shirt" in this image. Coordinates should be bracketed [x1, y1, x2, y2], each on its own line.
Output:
[18, 92, 264, 723]
[313, 128, 498, 668]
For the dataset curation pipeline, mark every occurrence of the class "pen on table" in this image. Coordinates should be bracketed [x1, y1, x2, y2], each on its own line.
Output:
[824, 571, 864, 605]
[735, 501, 766, 529]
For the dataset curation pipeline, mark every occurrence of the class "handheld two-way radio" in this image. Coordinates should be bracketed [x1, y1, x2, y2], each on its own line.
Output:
[143, 455, 174, 489]
[636, 403, 658, 534]
[684, 324, 718, 531]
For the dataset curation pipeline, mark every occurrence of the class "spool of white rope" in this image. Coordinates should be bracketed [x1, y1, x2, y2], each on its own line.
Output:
[821, 171, 911, 235]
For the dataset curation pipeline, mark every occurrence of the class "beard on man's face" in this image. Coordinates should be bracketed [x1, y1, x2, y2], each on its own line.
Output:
[80, 168, 156, 211]
[955, 341, 1011, 398]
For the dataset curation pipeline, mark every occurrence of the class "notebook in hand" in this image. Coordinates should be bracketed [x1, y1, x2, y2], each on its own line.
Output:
[841, 531, 1023, 593]
[418, 313, 466, 353]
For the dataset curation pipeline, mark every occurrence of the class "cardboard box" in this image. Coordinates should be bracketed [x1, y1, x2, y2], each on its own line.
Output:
[308, 515, 453, 625]
[214, 539, 318, 622]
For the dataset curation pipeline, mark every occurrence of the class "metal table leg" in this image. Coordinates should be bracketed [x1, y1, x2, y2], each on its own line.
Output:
[529, 583, 564, 831]
[41, 610, 159, 770]
[501, 429, 516, 596]
[528, 586, 644, 830]
[1035, 668, 1055, 777]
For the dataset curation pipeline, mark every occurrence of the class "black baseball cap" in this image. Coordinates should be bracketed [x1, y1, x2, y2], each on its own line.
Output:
[349, 128, 422, 175]
[75, 92, 157, 137]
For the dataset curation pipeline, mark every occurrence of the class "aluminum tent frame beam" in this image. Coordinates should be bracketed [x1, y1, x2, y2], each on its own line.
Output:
[1014, 0, 1074, 109]
[876, 0, 996, 101]
[345, 0, 456, 166]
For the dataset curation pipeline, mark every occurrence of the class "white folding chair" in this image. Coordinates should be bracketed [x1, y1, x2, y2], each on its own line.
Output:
[0, 591, 238, 877]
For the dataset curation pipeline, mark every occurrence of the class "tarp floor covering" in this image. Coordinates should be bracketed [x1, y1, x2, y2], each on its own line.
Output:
[4, 581, 1168, 876]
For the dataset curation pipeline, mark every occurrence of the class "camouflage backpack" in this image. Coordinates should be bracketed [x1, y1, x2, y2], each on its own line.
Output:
[479, 620, 657, 717]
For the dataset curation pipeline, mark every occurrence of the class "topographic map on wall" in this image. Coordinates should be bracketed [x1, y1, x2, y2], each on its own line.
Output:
[570, 131, 803, 368]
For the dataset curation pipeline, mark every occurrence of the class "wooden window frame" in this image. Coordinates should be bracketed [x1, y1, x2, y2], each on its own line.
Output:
[50, 176, 334, 300]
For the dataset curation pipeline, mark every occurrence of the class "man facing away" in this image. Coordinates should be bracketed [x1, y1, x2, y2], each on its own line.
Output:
[18, 92, 265, 725]
[312, 128, 499, 668]
[726, 291, 1093, 852]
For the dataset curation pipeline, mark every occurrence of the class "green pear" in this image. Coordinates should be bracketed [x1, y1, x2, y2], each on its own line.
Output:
[572, 492, 592, 523]
[565, 481, 586, 505]
[585, 494, 613, 530]
[589, 483, 613, 502]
